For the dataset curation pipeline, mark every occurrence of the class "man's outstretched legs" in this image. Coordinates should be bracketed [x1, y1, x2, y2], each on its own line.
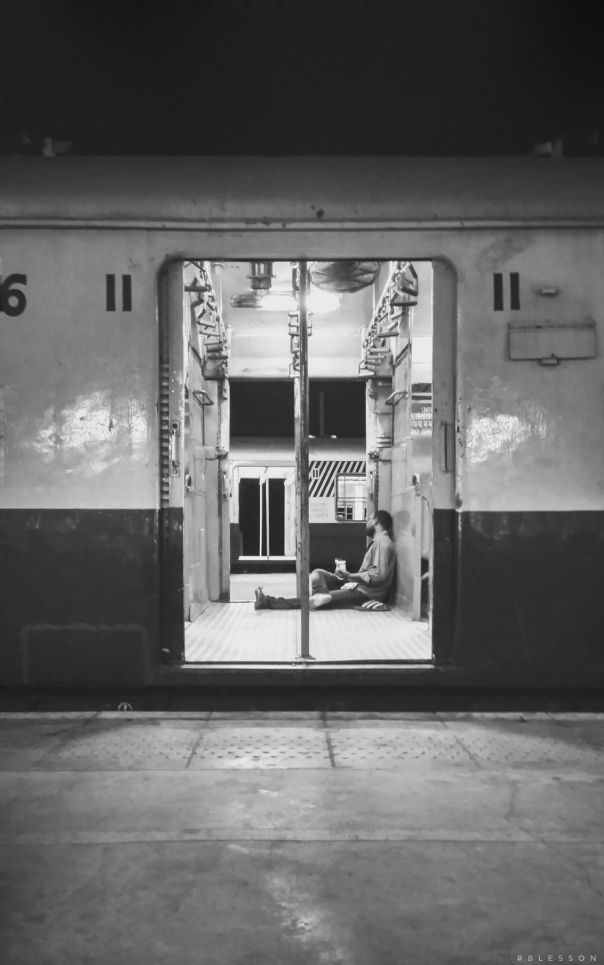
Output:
[255, 587, 332, 610]
[254, 569, 345, 610]
[254, 568, 345, 610]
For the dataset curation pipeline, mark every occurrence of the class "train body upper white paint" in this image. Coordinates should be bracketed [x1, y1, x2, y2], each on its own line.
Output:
[0, 157, 603, 513]
[2, 156, 604, 227]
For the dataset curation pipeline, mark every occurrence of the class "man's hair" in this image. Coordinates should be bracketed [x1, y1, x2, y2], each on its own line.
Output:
[376, 510, 393, 533]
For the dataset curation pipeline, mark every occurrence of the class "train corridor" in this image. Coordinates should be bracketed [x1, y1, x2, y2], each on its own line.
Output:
[0, 711, 602, 965]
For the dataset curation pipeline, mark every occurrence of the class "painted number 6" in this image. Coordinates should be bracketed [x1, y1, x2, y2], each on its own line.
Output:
[0, 274, 28, 317]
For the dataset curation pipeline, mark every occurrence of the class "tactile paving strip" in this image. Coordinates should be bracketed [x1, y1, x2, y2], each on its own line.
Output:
[36, 721, 202, 770]
[0, 719, 84, 770]
[4, 718, 603, 772]
[328, 726, 473, 766]
[189, 726, 331, 769]
[446, 725, 604, 765]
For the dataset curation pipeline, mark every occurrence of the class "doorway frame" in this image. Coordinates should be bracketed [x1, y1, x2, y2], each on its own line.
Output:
[158, 253, 457, 669]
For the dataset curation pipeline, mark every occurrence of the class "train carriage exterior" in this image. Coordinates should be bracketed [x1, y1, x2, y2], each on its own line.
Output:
[0, 156, 603, 704]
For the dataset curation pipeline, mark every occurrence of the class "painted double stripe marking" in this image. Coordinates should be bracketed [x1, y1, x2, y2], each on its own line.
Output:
[106, 274, 132, 312]
[493, 272, 520, 311]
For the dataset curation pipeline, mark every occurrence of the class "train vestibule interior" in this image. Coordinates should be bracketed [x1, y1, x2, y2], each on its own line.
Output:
[168, 259, 434, 663]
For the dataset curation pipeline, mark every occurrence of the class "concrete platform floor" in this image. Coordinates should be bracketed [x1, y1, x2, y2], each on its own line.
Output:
[1, 712, 603, 964]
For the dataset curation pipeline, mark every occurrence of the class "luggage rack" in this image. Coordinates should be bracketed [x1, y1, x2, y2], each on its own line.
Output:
[359, 261, 418, 376]
[185, 261, 230, 379]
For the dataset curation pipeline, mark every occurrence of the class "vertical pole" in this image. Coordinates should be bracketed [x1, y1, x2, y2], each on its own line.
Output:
[297, 261, 311, 659]
[259, 476, 263, 558]
[265, 474, 270, 560]
[294, 378, 301, 597]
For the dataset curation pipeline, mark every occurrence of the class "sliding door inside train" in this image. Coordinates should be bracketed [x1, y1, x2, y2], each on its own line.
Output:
[234, 467, 295, 562]
[160, 258, 452, 665]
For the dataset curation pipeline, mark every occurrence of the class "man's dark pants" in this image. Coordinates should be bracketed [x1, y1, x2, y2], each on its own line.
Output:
[262, 568, 367, 610]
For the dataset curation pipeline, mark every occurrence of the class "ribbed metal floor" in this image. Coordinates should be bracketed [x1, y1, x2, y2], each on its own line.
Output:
[185, 576, 431, 662]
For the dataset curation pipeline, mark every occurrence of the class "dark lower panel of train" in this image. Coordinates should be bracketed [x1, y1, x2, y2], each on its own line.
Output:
[2, 683, 604, 712]
[451, 510, 604, 686]
[230, 522, 367, 573]
[1, 509, 603, 702]
[0, 510, 159, 687]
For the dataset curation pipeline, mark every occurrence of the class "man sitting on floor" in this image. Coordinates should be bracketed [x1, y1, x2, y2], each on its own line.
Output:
[254, 510, 396, 610]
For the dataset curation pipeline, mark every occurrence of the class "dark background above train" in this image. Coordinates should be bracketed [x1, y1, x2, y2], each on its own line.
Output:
[1, 0, 602, 157]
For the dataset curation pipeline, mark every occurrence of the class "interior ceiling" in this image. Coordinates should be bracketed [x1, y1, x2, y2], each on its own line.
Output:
[216, 261, 378, 340]
[210, 261, 432, 381]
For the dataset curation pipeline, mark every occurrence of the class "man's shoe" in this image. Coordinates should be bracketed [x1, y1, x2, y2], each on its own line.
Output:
[254, 587, 269, 610]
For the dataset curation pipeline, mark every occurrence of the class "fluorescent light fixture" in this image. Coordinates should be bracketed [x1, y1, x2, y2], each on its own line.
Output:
[258, 290, 341, 313]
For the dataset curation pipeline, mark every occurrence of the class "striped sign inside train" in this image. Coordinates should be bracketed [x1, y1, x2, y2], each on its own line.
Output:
[308, 460, 366, 498]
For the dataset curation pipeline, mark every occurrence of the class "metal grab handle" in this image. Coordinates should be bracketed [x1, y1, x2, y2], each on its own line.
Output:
[169, 420, 181, 475]
[440, 420, 453, 474]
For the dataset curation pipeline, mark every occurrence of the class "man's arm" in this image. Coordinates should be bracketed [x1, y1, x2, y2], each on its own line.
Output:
[349, 540, 395, 589]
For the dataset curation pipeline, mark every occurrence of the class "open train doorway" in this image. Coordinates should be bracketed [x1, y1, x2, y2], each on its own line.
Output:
[303, 260, 435, 661]
[159, 259, 441, 664]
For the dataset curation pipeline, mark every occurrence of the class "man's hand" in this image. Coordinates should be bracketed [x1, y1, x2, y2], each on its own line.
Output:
[339, 572, 369, 584]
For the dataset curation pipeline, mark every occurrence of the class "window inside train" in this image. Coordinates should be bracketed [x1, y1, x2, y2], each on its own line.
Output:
[335, 473, 367, 521]
[230, 381, 294, 437]
[309, 380, 366, 438]
[162, 258, 435, 666]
